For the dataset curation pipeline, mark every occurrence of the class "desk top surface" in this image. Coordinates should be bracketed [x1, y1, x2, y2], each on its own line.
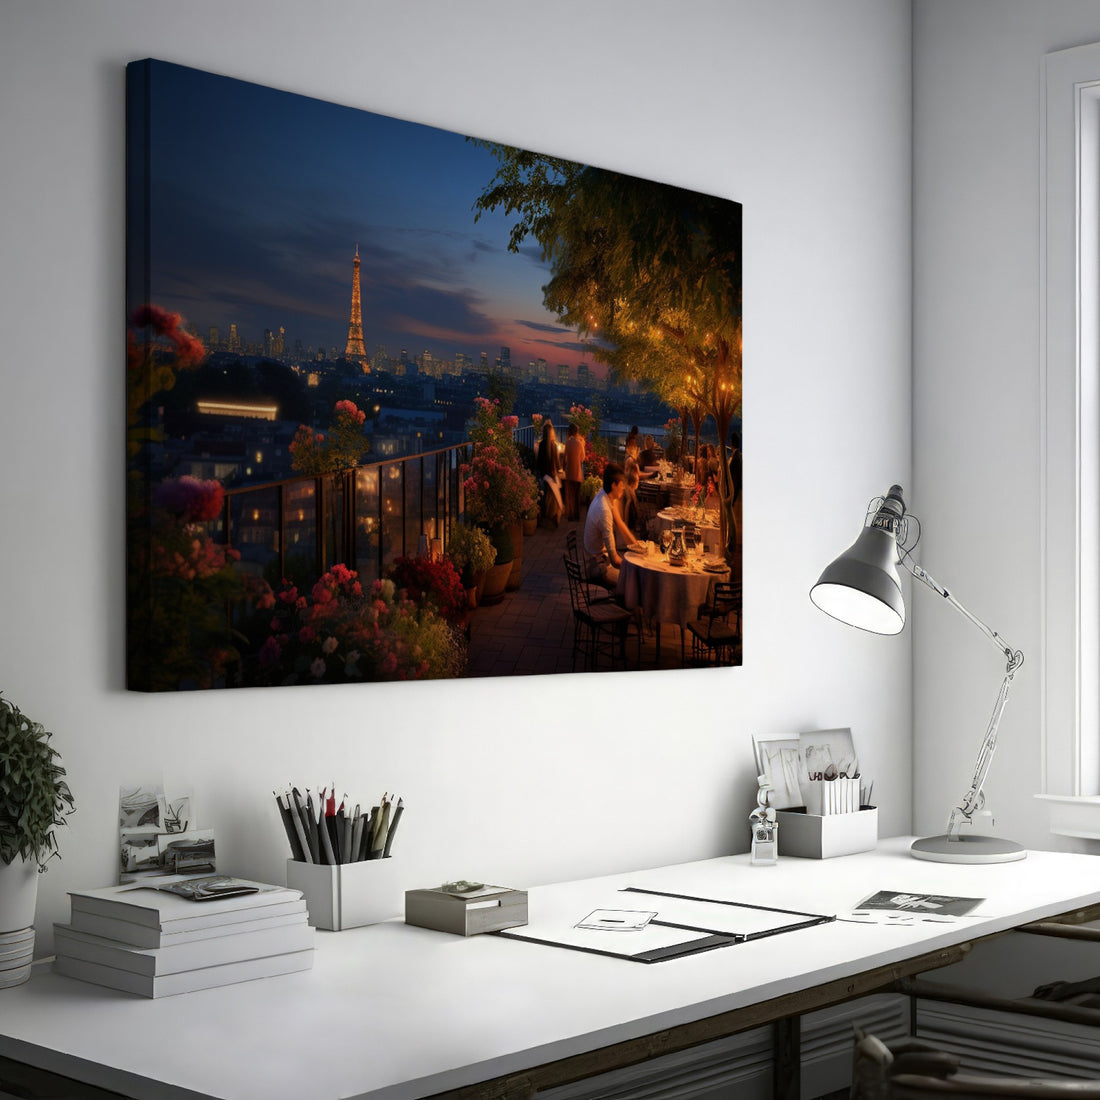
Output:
[2, 838, 1099, 1100]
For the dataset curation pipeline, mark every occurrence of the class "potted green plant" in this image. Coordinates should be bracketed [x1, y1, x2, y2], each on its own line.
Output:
[445, 522, 497, 607]
[0, 692, 74, 940]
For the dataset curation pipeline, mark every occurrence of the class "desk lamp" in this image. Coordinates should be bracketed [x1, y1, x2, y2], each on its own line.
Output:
[809, 485, 1026, 864]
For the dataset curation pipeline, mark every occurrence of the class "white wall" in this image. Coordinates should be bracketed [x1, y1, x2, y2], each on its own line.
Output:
[913, 0, 1100, 850]
[0, 0, 912, 951]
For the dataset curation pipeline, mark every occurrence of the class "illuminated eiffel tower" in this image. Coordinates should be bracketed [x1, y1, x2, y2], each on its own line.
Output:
[344, 244, 368, 366]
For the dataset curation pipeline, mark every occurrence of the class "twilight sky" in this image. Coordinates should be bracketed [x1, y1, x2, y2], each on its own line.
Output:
[136, 60, 593, 368]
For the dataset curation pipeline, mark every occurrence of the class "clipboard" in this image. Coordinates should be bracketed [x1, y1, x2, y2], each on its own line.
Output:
[493, 886, 834, 964]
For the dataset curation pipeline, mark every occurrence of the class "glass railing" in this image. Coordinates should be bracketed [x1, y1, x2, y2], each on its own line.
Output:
[218, 442, 471, 592]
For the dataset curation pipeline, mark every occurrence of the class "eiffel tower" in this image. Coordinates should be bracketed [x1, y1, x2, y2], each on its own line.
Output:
[344, 245, 368, 365]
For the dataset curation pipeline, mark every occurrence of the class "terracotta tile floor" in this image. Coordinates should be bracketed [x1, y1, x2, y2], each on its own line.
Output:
[464, 518, 741, 679]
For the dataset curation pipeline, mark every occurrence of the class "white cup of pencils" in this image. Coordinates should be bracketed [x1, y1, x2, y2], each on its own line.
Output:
[275, 787, 404, 865]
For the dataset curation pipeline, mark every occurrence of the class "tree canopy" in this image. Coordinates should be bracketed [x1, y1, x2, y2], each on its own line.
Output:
[472, 141, 742, 433]
[473, 141, 743, 553]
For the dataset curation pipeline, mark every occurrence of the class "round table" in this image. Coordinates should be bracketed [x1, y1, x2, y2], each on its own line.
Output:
[657, 506, 719, 536]
[616, 550, 730, 665]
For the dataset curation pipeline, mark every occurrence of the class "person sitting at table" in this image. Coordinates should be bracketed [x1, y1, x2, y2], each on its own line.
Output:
[640, 434, 659, 470]
[536, 419, 563, 528]
[616, 465, 641, 547]
[583, 463, 632, 588]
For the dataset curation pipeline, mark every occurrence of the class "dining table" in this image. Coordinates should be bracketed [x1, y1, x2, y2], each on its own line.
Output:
[616, 546, 730, 665]
[656, 506, 720, 548]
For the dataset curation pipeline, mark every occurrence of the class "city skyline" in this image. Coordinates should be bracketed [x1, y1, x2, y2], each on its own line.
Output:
[135, 61, 600, 374]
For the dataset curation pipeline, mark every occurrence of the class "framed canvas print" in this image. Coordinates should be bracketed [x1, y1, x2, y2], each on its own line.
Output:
[126, 59, 742, 691]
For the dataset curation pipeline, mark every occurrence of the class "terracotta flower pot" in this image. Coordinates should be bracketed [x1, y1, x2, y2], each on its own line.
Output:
[478, 561, 511, 605]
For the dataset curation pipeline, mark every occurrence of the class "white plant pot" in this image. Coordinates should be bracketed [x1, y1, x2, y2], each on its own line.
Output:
[0, 857, 39, 933]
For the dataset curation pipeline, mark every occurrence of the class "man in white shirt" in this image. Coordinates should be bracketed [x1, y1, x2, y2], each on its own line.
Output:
[583, 463, 631, 587]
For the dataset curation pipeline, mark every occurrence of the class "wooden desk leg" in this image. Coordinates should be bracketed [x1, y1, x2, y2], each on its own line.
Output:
[773, 1015, 800, 1100]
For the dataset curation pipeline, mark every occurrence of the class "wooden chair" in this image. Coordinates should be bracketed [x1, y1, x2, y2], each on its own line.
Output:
[563, 555, 638, 672]
[851, 1029, 1100, 1099]
[686, 581, 741, 666]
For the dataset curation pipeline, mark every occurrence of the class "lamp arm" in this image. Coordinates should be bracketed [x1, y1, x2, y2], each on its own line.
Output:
[899, 559, 1025, 837]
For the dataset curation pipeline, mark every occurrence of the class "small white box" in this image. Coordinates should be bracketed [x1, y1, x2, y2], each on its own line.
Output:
[775, 807, 878, 859]
[286, 859, 405, 931]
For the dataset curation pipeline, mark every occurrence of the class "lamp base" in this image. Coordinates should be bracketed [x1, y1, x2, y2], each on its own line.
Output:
[910, 834, 1027, 864]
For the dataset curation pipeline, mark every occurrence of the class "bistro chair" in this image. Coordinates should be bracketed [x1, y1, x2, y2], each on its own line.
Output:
[563, 555, 638, 672]
[565, 529, 613, 604]
[686, 581, 741, 666]
[850, 1029, 1100, 1099]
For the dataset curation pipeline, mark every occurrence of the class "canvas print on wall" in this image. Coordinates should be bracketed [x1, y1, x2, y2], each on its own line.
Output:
[126, 59, 742, 691]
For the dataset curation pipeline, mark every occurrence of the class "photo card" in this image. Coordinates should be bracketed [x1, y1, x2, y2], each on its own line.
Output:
[752, 736, 804, 810]
[798, 728, 858, 783]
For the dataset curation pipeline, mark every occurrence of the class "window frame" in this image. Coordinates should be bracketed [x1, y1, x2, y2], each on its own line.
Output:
[1041, 42, 1100, 798]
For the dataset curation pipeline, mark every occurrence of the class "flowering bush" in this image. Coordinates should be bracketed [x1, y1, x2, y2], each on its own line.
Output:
[467, 396, 518, 453]
[126, 307, 250, 691]
[153, 476, 224, 524]
[446, 522, 497, 579]
[131, 475, 248, 691]
[461, 444, 538, 528]
[579, 475, 603, 505]
[290, 399, 370, 474]
[569, 403, 598, 440]
[530, 412, 544, 436]
[583, 438, 607, 479]
[257, 566, 466, 685]
[127, 305, 204, 463]
[387, 555, 467, 624]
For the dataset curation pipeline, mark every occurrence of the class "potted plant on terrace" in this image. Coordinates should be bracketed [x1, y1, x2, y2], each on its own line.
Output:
[460, 441, 537, 602]
[445, 522, 497, 608]
[0, 692, 75, 979]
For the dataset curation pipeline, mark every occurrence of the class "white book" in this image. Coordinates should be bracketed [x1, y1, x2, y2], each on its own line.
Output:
[67, 876, 302, 931]
[54, 921, 314, 976]
[67, 904, 308, 949]
[54, 948, 314, 998]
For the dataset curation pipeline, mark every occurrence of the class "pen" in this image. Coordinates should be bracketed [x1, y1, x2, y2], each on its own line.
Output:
[276, 791, 307, 863]
[382, 798, 404, 858]
[365, 804, 380, 858]
[370, 796, 391, 859]
[350, 805, 364, 864]
[318, 793, 337, 866]
[295, 788, 319, 864]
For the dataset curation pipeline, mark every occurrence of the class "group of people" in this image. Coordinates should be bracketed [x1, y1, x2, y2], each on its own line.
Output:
[535, 417, 741, 589]
[536, 419, 586, 527]
[582, 427, 743, 588]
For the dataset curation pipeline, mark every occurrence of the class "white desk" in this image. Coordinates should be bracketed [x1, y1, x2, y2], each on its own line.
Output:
[1, 838, 1099, 1100]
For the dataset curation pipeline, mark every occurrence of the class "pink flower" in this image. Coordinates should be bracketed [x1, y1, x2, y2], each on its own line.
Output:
[322, 636, 338, 654]
[310, 658, 327, 679]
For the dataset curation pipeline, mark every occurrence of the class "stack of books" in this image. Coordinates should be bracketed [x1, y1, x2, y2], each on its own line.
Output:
[53, 875, 314, 998]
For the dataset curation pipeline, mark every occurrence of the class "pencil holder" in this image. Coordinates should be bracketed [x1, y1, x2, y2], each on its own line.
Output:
[286, 858, 406, 931]
[775, 806, 878, 859]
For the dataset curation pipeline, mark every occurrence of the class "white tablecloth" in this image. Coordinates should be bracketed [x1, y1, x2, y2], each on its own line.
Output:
[617, 551, 729, 628]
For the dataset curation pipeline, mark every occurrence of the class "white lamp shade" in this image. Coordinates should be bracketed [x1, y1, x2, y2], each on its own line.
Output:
[810, 526, 905, 635]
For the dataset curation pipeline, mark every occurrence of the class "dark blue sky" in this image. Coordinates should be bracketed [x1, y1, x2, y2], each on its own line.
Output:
[139, 60, 591, 367]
